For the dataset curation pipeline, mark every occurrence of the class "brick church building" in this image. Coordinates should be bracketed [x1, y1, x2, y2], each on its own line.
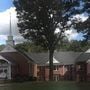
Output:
[0, 19, 90, 81]
[0, 31, 90, 81]
[0, 28, 35, 80]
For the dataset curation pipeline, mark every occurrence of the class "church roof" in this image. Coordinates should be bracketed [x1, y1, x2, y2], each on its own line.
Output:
[0, 52, 33, 63]
[0, 55, 11, 64]
[76, 48, 90, 62]
[0, 48, 34, 65]
[1, 45, 17, 53]
[26, 51, 81, 66]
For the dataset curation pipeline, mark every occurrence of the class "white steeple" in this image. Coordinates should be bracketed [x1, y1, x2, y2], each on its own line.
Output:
[6, 12, 14, 47]
[1, 13, 17, 53]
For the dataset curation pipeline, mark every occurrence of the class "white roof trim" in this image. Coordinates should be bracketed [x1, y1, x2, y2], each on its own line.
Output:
[87, 59, 90, 63]
[0, 55, 11, 64]
[46, 57, 60, 64]
[85, 48, 90, 53]
[1, 45, 17, 53]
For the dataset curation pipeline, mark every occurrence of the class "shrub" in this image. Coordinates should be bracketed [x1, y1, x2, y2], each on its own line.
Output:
[28, 76, 37, 81]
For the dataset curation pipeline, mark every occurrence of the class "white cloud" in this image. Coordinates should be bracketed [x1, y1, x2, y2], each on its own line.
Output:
[0, 35, 7, 45]
[65, 29, 77, 41]
[0, 7, 25, 45]
[72, 12, 89, 22]
[55, 28, 60, 33]
[67, 11, 88, 41]
[65, 28, 84, 41]
[0, 7, 17, 35]
[13, 35, 26, 44]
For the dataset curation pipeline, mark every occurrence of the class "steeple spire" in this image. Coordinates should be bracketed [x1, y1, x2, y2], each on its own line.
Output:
[9, 12, 12, 36]
[6, 12, 15, 46]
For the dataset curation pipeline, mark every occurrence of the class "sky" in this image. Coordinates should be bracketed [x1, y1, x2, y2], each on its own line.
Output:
[0, 0, 13, 12]
[0, 0, 88, 45]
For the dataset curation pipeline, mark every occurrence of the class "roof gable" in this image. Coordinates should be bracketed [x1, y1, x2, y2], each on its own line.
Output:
[0, 51, 34, 65]
[1, 45, 17, 53]
[46, 57, 60, 64]
[85, 48, 90, 53]
[0, 55, 11, 64]
[76, 48, 90, 62]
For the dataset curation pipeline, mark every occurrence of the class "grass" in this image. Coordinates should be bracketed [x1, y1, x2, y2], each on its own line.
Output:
[0, 81, 90, 90]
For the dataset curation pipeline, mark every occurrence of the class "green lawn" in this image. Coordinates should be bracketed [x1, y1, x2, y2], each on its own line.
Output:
[0, 81, 90, 90]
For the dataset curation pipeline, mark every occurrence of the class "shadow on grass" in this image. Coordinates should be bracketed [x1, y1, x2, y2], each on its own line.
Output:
[76, 81, 90, 90]
[0, 81, 90, 90]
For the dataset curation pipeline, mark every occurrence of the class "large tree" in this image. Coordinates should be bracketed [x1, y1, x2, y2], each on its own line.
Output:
[14, 0, 83, 80]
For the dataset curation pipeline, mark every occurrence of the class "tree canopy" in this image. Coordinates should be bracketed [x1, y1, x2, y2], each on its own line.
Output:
[15, 42, 47, 52]
[73, 0, 90, 40]
[15, 40, 90, 52]
[13, 0, 89, 80]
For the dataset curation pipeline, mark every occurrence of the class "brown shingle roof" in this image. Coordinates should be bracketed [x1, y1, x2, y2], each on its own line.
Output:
[0, 51, 33, 65]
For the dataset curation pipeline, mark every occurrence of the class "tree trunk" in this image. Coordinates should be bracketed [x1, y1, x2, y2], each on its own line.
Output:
[49, 49, 54, 81]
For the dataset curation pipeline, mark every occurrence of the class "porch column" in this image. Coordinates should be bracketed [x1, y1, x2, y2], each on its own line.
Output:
[63, 65, 65, 75]
[33, 64, 37, 77]
[8, 64, 11, 79]
[76, 64, 80, 82]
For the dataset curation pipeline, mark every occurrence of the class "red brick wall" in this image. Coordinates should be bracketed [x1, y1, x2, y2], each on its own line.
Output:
[87, 63, 90, 81]
[11, 62, 34, 79]
[38, 65, 75, 81]
[76, 63, 87, 81]
[37, 66, 45, 80]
